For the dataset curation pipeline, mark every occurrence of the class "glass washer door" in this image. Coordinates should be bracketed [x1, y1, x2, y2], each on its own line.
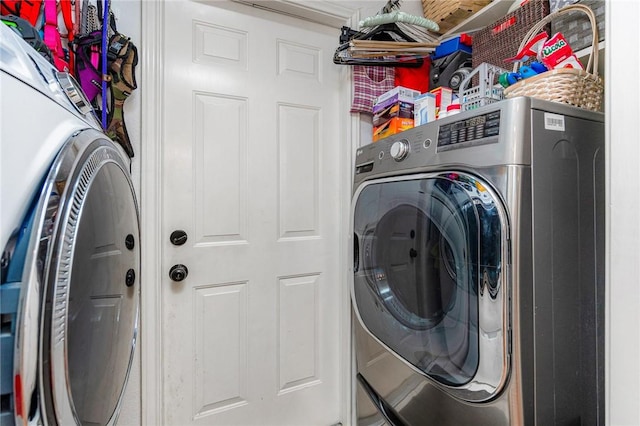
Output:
[46, 133, 139, 425]
[14, 129, 140, 426]
[352, 171, 509, 402]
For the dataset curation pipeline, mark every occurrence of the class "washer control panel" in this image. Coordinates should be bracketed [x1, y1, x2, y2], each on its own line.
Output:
[437, 110, 501, 151]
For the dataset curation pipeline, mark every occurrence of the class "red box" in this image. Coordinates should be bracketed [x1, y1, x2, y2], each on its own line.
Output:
[429, 87, 453, 118]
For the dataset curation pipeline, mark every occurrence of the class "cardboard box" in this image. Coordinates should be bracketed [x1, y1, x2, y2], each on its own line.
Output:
[374, 86, 420, 106]
[373, 117, 414, 142]
[373, 99, 414, 127]
[430, 87, 453, 118]
[414, 93, 437, 126]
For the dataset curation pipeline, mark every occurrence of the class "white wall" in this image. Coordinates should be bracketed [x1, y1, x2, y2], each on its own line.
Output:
[606, 1, 640, 424]
[112, 0, 640, 424]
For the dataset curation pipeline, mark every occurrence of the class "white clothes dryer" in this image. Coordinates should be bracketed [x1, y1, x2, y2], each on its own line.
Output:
[0, 22, 139, 426]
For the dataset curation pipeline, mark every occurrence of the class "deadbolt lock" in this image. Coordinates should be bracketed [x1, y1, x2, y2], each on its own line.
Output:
[170, 230, 188, 246]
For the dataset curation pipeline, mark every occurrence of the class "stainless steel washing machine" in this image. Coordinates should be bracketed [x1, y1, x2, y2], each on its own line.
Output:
[351, 97, 605, 425]
[1, 23, 139, 425]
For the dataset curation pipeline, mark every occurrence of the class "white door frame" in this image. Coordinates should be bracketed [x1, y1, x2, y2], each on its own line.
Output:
[140, 2, 360, 424]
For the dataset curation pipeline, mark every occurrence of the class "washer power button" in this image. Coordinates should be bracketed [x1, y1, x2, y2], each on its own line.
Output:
[390, 140, 410, 161]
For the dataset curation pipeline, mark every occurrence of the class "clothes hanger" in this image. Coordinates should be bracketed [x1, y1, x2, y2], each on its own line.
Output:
[359, 10, 439, 32]
[333, 0, 438, 67]
[333, 26, 437, 67]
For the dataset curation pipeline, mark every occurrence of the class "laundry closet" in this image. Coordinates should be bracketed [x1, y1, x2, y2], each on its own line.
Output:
[0, 1, 638, 425]
[116, 2, 638, 422]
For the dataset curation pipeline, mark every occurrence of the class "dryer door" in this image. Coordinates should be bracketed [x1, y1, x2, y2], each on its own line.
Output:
[14, 129, 139, 426]
[352, 171, 509, 402]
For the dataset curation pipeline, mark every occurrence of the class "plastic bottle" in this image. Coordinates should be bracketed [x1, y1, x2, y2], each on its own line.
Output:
[447, 103, 461, 116]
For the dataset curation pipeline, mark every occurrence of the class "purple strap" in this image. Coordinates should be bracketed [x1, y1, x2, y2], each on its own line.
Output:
[101, 0, 109, 129]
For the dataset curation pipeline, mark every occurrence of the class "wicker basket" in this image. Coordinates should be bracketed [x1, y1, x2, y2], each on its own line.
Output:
[503, 4, 603, 112]
[551, 0, 605, 52]
[471, 0, 550, 74]
[422, 0, 491, 34]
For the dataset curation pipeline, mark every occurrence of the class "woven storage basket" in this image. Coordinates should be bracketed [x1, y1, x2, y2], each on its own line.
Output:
[471, 0, 550, 73]
[422, 0, 491, 34]
[551, 0, 605, 52]
[503, 4, 603, 112]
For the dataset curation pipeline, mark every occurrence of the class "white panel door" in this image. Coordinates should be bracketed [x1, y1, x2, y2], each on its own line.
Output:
[161, 1, 343, 425]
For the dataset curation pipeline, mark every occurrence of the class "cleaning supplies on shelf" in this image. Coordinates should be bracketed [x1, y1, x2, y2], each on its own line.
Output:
[498, 27, 586, 89]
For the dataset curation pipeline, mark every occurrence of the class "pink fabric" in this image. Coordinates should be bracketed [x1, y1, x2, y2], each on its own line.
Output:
[44, 0, 69, 72]
[351, 66, 395, 114]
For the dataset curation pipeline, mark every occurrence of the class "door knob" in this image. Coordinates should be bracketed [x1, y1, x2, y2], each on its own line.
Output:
[169, 264, 189, 282]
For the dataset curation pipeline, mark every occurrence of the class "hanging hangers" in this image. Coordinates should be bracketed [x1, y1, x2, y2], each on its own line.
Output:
[359, 10, 439, 32]
[333, 27, 438, 67]
[333, 0, 439, 67]
[334, 23, 429, 67]
[382, 0, 401, 14]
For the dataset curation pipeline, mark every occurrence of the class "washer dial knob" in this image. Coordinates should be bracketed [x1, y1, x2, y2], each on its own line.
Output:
[390, 140, 410, 161]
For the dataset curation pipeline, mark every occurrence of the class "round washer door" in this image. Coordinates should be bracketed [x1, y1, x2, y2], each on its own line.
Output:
[15, 129, 139, 425]
[351, 171, 510, 403]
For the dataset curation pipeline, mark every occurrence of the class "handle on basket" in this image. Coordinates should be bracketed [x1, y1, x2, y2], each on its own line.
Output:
[510, 4, 599, 76]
